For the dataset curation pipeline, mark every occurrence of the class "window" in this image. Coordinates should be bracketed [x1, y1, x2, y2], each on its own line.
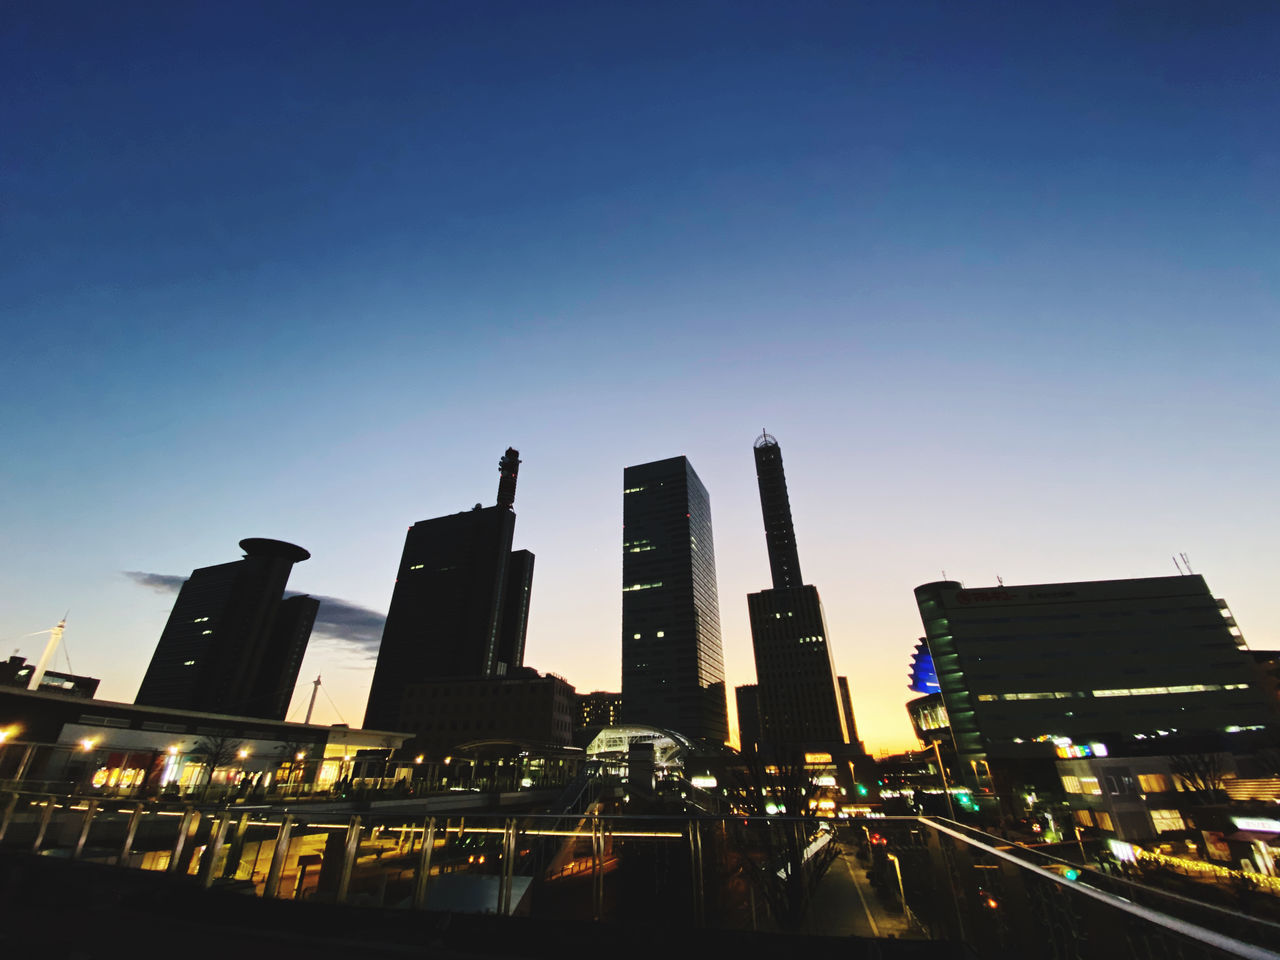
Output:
[1150, 809, 1185, 833]
[1138, 773, 1170, 792]
[1060, 775, 1082, 794]
[1079, 777, 1103, 796]
[1096, 811, 1114, 832]
[1075, 809, 1094, 827]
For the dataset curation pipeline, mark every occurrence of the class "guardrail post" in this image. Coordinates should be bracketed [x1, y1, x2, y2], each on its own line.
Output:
[498, 818, 516, 915]
[31, 796, 55, 853]
[263, 814, 295, 898]
[0, 792, 18, 844]
[592, 816, 606, 921]
[688, 819, 704, 926]
[221, 812, 249, 878]
[71, 799, 98, 860]
[168, 807, 200, 873]
[334, 815, 362, 904]
[412, 817, 437, 909]
[198, 814, 231, 887]
[118, 802, 144, 865]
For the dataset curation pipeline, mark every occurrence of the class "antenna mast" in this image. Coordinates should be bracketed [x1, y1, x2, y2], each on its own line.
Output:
[27, 616, 67, 691]
[304, 675, 322, 725]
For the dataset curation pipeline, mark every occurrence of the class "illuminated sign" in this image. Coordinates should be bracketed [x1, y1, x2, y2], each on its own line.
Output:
[690, 776, 717, 789]
[1232, 817, 1280, 833]
[804, 752, 832, 764]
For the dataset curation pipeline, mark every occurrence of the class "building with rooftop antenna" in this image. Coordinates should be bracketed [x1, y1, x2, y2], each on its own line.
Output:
[746, 432, 862, 760]
[135, 538, 317, 720]
[363, 448, 535, 733]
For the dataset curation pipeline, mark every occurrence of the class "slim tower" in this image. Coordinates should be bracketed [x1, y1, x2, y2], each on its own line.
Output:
[747, 433, 855, 756]
[621, 456, 729, 743]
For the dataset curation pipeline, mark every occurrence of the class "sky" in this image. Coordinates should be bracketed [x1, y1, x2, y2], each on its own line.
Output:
[3, 2, 1277, 754]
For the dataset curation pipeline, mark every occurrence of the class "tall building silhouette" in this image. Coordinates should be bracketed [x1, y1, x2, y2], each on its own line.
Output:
[621, 456, 728, 743]
[135, 538, 317, 720]
[747, 432, 855, 756]
[363, 448, 534, 732]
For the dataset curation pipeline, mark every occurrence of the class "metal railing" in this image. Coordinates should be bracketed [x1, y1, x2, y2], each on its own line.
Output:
[1, 789, 1277, 957]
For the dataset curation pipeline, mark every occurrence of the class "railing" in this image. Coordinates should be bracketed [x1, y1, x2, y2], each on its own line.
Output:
[1, 789, 1277, 957]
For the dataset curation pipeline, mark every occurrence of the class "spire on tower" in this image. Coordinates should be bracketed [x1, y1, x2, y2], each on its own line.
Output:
[497, 447, 521, 510]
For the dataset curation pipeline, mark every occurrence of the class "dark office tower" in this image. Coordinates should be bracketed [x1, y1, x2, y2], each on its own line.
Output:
[363, 448, 534, 732]
[754, 432, 803, 590]
[736, 684, 762, 755]
[136, 538, 315, 720]
[496, 549, 534, 674]
[622, 456, 729, 744]
[747, 433, 852, 756]
[837, 676, 866, 754]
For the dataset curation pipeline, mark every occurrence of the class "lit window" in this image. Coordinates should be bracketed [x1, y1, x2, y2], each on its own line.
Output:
[1138, 773, 1170, 792]
[409, 563, 424, 570]
[624, 486, 646, 494]
[1150, 809, 1185, 832]
[1079, 777, 1103, 796]
[201, 630, 213, 635]
[622, 582, 663, 592]
[1075, 809, 1094, 827]
[632, 633, 641, 640]
[183, 660, 196, 666]
[656, 631, 664, 637]
[1060, 775, 1082, 794]
[193, 617, 209, 623]
[1096, 811, 1114, 832]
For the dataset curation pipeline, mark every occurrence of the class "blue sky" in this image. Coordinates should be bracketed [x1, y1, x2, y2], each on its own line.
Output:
[3, 2, 1277, 750]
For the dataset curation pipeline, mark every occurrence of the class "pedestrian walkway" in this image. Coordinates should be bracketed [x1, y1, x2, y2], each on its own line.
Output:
[802, 837, 920, 940]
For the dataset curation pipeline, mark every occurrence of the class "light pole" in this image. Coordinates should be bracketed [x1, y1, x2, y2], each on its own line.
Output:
[931, 739, 957, 820]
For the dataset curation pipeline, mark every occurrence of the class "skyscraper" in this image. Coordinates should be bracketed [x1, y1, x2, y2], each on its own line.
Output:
[622, 456, 729, 743]
[135, 538, 317, 720]
[363, 448, 534, 732]
[747, 432, 854, 756]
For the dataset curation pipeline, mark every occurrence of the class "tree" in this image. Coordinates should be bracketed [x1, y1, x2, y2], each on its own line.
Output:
[728, 749, 839, 931]
[191, 734, 245, 800]
[1169, 752, 1228, 804]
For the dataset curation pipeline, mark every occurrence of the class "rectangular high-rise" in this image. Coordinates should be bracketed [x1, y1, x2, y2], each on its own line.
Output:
[135, 538, 317, 720]
[747, 433, 854, 756]
[364, 449, 534, 734]
[916, 575, 1277, 774]
[622, 456, 729, 743]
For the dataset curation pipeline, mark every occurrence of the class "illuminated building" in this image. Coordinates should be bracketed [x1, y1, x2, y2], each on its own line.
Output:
[364, 448, 534, 732]
[135, 538, 317, 720]
[621, 456, 729, 744]
[575, 690, 623, 732]
[915, 575, 1277, 798]
[746, 433, 857, 757]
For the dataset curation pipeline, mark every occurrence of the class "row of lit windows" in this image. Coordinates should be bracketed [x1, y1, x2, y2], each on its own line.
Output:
[622, 582, 664, 592]
[977, 683, 1249, 702]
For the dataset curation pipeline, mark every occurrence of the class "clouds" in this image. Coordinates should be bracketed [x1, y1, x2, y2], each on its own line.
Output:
[124, 571, 186, 592]
[124, 572, 385, 659]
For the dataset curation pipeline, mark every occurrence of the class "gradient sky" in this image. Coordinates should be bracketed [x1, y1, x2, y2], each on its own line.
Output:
[3, 2, 1277, 753]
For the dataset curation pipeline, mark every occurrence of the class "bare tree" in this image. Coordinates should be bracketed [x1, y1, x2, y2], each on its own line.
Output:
[1169, 753, 1228, 804]
[191, 734, 244, 800]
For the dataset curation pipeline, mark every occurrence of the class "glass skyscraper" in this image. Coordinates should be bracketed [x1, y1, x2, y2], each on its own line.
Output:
[621, 456, 728, 744]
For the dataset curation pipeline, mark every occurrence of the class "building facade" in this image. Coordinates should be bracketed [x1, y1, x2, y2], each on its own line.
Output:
[746, 433, 854, 758]
[394, 669, 576, 760]
[135, 538, 317, 720]
[621, 456, 728, 744]
[915, 575, 1277, 797]
[364, 449, 534, 732]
